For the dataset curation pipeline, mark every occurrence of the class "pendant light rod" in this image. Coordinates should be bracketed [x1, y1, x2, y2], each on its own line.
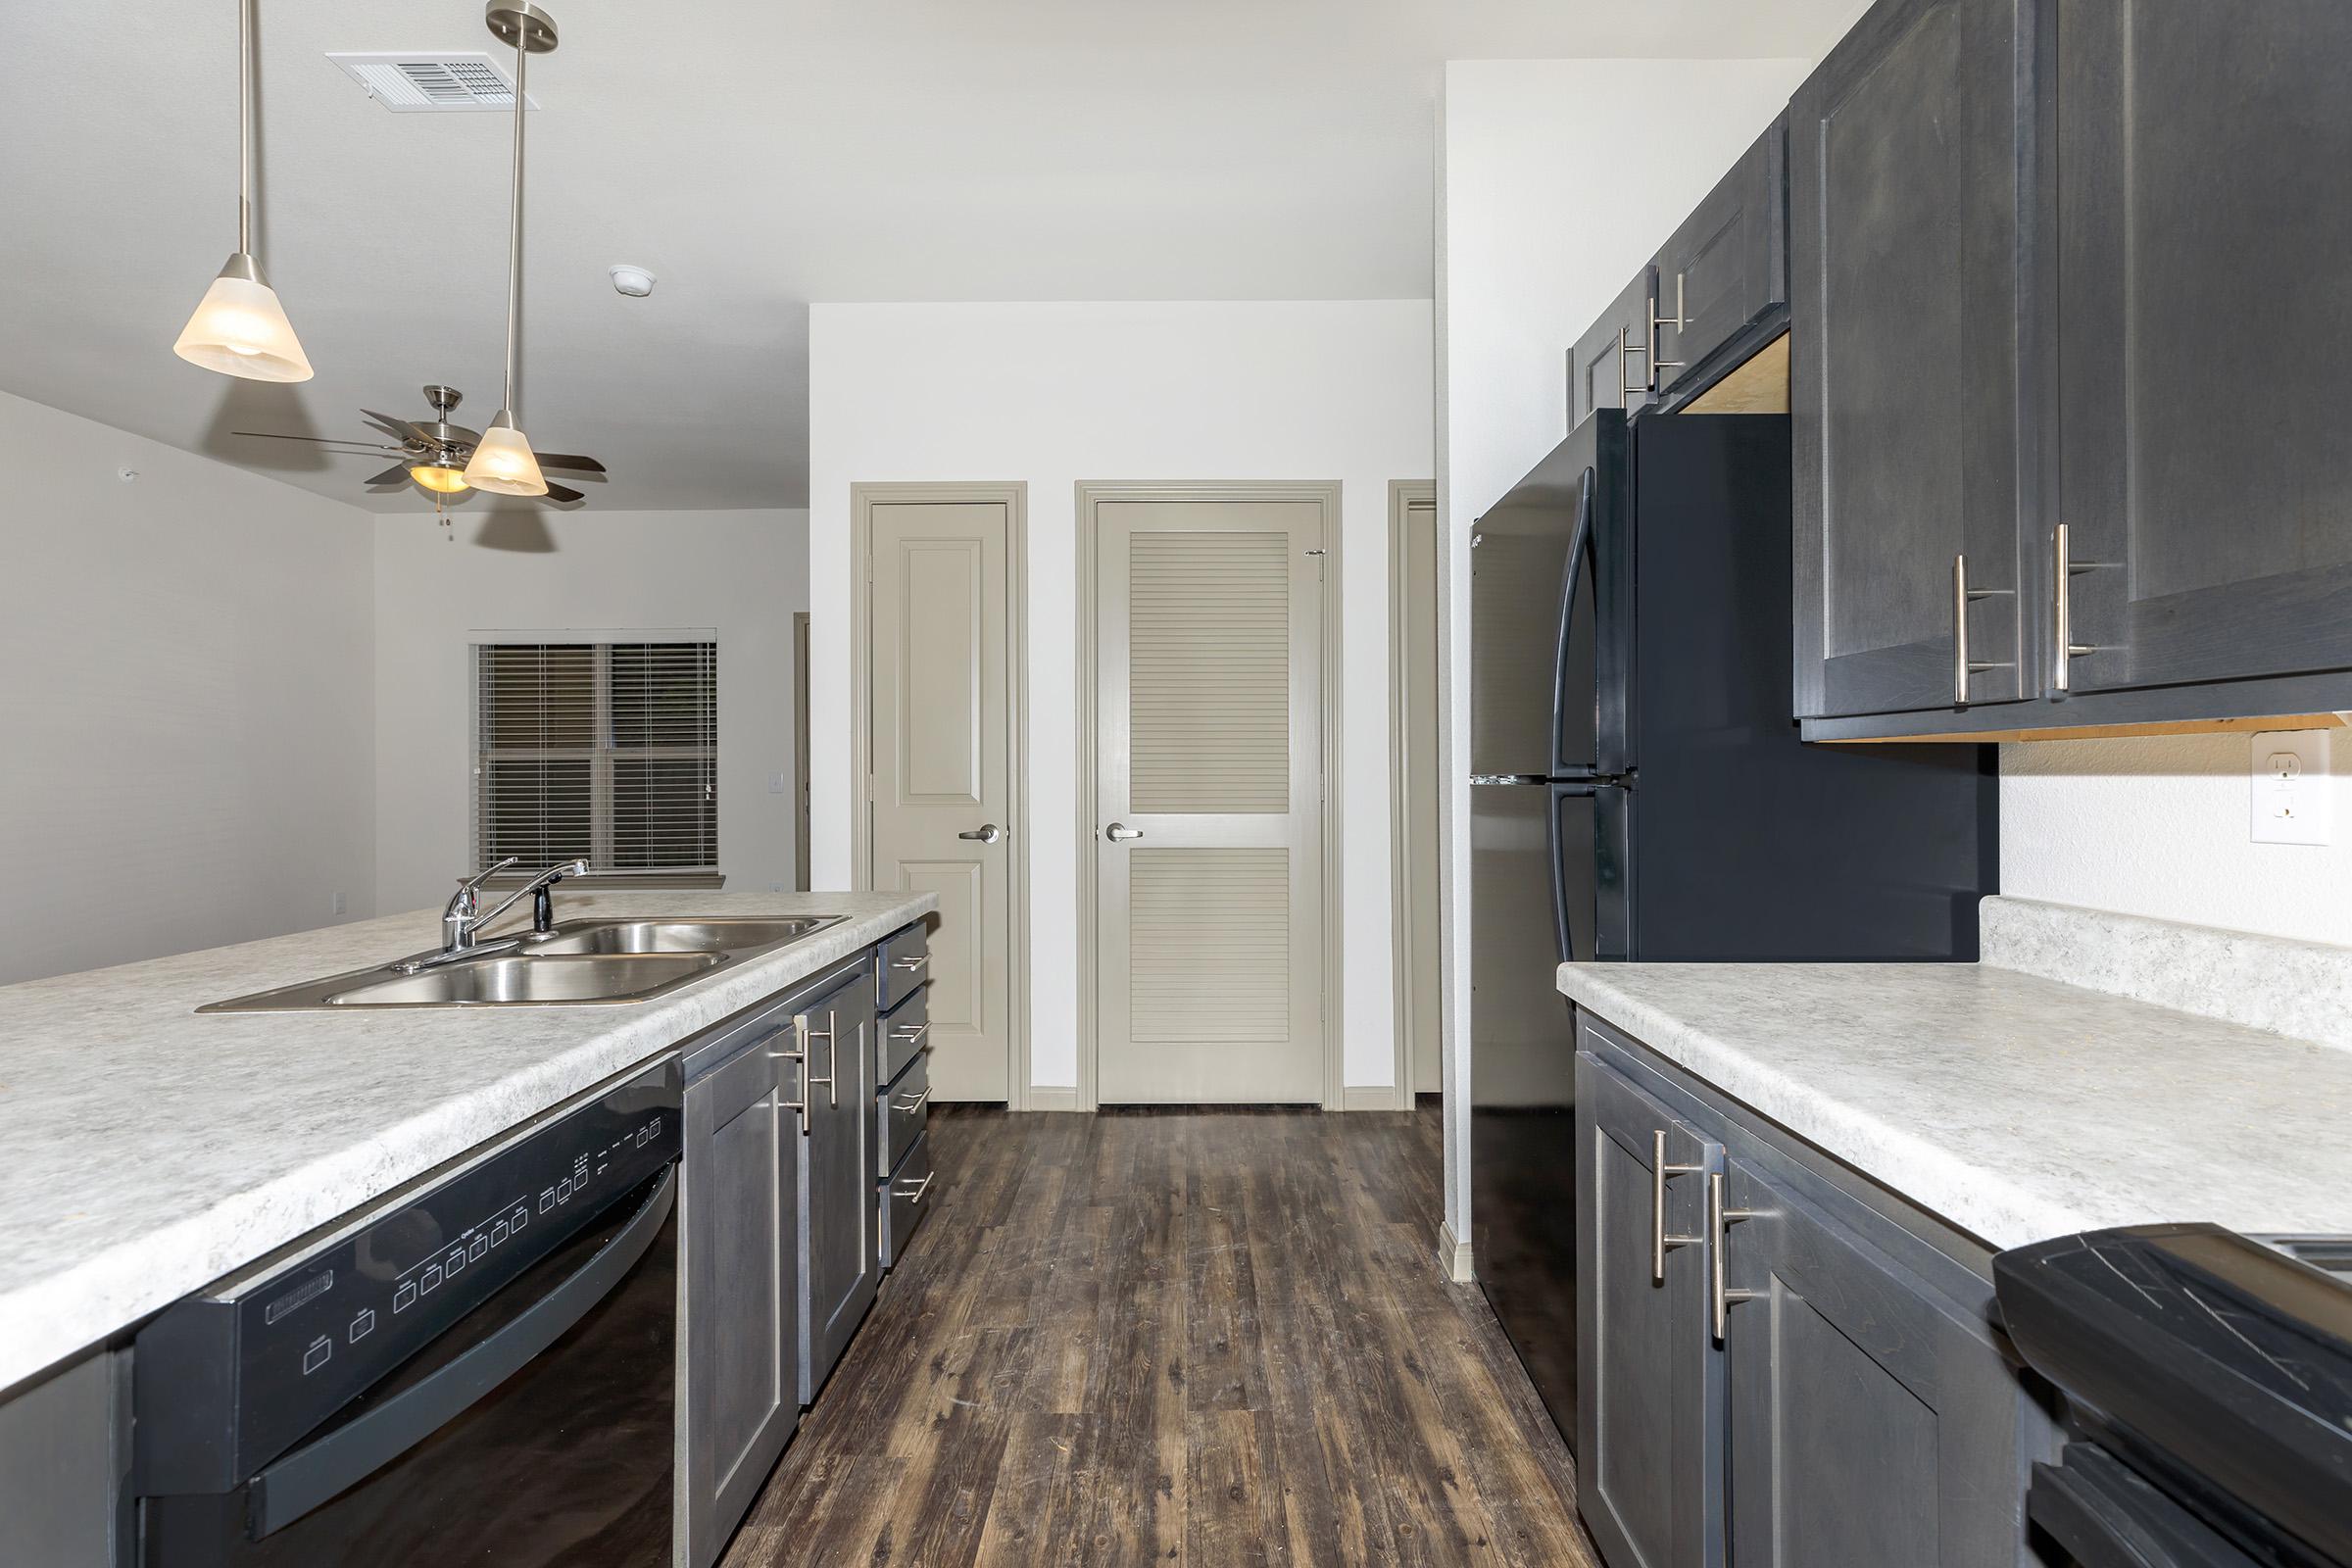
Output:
[502, 23, 524, 415]
[237, 0, 254, 255]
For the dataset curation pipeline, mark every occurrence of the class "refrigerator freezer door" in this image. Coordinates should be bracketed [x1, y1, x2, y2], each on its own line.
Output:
[1470, 781, 1580, 1109]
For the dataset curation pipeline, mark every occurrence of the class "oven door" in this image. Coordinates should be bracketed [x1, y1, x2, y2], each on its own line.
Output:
[144, 1168, 677, 1568]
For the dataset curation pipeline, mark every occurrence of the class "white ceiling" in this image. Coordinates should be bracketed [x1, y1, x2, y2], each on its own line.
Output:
[0, 1, 1868, 511]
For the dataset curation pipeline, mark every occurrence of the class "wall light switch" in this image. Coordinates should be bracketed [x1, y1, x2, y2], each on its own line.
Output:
[768, 771, 790, 795]
[330, 890, 347, 917]
[2250, 729, 2333, 845]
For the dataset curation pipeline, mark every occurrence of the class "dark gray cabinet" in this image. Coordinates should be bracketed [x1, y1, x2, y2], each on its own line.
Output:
[1573, 1016, 2057, 1568]
[1570, 268, 1660, 429]
[1720, 1154, 2038, 1568]
[799, 966, 877, 1397]
[681, 1023, 800, 1568]
[2050, 0, 2352, 701]
[1791, 0, 2037, 721]
[1575, 1055, 1722, 1568]
[0, 1348, 127, 1568]
[1652, 116, 1788, 405]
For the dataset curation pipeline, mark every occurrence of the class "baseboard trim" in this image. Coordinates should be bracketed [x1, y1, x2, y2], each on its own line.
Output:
[1341, 1084, 1409, 1111]
[1438, 1220, 1475, 1284]
[1022, 1086, 1085, 1112]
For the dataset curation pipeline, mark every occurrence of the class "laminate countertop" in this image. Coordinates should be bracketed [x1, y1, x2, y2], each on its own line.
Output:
[0, 891, 934, 1394]
[1556, 958, 2352, 1252]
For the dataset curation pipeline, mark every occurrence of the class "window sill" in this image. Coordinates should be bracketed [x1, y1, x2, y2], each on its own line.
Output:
[480, 870, 726, 893]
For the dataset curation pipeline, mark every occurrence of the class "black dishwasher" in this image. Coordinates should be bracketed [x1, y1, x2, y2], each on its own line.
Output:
[135, 1057, 680, 1567]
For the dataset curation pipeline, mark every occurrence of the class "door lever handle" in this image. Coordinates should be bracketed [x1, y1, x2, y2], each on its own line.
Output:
[957, 823, 1005, 844]
[1104, 823, 1144, 843]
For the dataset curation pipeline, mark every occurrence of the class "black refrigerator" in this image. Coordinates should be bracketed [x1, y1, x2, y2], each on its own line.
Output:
[1467, 410, 1995, 1450]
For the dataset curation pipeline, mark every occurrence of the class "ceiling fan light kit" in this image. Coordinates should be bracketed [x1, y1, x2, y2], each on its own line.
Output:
[462, 1, 558, 499]
[175, 0, 312, 382]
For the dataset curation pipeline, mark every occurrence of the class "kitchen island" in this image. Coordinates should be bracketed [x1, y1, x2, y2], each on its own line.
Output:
[0, 889, 934, 1395]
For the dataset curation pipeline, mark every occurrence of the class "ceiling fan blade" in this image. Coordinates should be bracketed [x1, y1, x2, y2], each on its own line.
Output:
[538, 480, 586, 505]
[232, 430, 404, 453]
[364, 463, 416, 486]
[361, 409, 437, 447]
[531, 452, 607, 473]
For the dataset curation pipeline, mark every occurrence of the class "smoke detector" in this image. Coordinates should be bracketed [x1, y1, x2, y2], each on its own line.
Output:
[609, 265, 657, 298]
[326, 52, 540, 113]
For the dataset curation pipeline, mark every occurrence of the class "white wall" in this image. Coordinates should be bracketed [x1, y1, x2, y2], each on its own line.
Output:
[372, 508, 810, 915]
[808, 300, 1435, 1096]
[0, 390, 376, 984]
[2001, 735, 2352, 948]
[1435, 59, 1814, 1245]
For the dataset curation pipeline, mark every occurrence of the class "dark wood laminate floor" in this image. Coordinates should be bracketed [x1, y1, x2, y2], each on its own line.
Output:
[720, 1102, 1598, 1568]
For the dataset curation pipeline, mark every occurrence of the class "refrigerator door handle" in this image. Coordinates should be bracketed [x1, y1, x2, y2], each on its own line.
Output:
[1545, 784, 1577, 966]
[1548, 466, 1597, 779]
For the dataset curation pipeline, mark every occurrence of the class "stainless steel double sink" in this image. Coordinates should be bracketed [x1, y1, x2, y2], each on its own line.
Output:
[198, 916, 843, 1011]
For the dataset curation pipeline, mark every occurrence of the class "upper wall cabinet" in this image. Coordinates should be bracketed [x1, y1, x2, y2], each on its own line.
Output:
[2050, 0, 2352, 701]
[1793, 0, 2352, 739]
[1570, 267, 1660, 430]
[1653, 116, 1790, 408]
[1790, 0, 2034, 723]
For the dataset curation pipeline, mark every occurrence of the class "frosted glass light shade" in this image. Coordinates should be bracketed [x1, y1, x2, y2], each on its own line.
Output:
[172, 255, 313, 382]
[410, 462, 471, 494]
[463, 415, 548, 496]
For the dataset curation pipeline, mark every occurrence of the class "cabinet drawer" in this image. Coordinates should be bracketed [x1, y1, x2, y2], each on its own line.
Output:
[876, 983, 929, 1084]
[876, 1050, 930, 1180]
[877, 923, 930, 1012]
[1654, 113, 1788, 399]
[879, 1134, 934, 1269]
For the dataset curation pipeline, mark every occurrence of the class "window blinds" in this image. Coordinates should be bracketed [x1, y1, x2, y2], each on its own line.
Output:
[473, 641, 717, 874]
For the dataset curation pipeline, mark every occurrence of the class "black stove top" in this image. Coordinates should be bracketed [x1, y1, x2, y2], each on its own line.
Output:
[1994, 1224, 2352, 1568]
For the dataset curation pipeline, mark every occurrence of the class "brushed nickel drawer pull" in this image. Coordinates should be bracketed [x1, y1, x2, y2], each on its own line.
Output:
[1647, 272, 1687, 376]
[1617, 324, 1651, 401]
[1650, 1129, 1705, 1284]
[891, 954, 930, 973]
[777, 1023, 812, 1134]
[1709, 1172, 1763, 1343]
[1952, 554, 2016, 707]
[896, 1171, 934, 1203]
[891, 1020, 930, 1044]
[802, 1009, 838, 1112]
[894, 1085, 933, 1114]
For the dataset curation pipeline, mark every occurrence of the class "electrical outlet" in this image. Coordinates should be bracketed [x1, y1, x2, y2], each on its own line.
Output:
[2250, 730, 2333, 846]
[330, 890, 347, 917]
[768, 771, 790, 795]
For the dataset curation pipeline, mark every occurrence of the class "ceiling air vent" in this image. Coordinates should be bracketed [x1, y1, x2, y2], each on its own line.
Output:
[326, 52, 540, 113]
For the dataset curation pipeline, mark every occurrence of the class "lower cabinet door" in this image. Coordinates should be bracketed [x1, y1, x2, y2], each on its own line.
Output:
[1720, 1154, 2032, 1568]
[681, 1037, 799, 1568]
[1575, 1053, 1722, 1568]
[799, 970, 879, 1399]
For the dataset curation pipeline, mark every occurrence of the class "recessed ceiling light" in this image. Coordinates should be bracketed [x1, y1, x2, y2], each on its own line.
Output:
[609, 265, 657, 298]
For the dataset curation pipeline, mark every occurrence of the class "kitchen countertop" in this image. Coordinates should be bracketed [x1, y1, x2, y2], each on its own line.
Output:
[0, 890, 933, 1394]
[1556, 958, 2352, 1252]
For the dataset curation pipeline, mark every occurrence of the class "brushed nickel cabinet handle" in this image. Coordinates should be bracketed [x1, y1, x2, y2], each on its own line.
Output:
[891, 953, 930, 973]
[891, 1020, 930, 1046]
[1709, 1172, 1763, 1343]
[894, 1085, 934, 1114]
[896, 1171, 935, 1203]
[777, 1022, 812, 1135]
[2051, 524, 2120, 693]
[1617, 325, 1651, 401]
[1647, 272, 1687, 376]
[802, 1009, 837, 1112]
[1650, 1129, 1705, 1284]
[1952, 554, 2016, 707]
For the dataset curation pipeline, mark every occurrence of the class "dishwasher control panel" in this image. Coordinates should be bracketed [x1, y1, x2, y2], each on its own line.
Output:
[135, 1055, 681, 1494]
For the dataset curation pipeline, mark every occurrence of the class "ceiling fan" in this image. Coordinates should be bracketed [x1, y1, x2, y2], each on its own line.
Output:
[233, 385, 607, 503]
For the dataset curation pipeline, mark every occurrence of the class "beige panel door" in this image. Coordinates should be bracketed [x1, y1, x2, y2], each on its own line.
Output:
[1095, 498, 1324, 1103]
[1397, 492, 1444, 1095]
[868, 500, 1010, 1101]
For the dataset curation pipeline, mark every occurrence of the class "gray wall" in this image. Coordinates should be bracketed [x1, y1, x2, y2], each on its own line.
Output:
[0, 390, 377, 984]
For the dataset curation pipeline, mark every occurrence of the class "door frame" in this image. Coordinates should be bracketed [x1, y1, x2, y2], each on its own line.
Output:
[1074, 480, 1346, 1112]
[848, 481, 1034, 1110]
[792, 611, 811, 893]
[1385, 480, 1439, 1112]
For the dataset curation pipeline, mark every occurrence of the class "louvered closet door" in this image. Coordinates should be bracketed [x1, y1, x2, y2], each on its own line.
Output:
[1096, 498, 1325, 1104]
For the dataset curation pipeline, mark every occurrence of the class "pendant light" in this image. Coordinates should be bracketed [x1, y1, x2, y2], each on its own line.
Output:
[174, 0, 312, 381]
[464, 2, 558, 497]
